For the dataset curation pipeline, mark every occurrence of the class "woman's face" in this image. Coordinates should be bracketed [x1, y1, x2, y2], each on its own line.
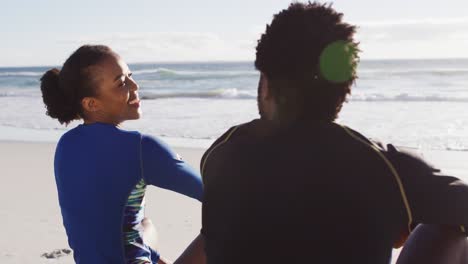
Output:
[89, 54, 141, 125]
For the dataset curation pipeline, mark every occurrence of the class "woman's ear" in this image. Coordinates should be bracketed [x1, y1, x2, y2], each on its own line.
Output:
[81, 97, 100, 113]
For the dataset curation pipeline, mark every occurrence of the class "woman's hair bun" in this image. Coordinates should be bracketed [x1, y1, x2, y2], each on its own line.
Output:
[40, 68, 79, 125]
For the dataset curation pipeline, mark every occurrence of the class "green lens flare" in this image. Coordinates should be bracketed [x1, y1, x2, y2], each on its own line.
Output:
[319, 40, 357, 83]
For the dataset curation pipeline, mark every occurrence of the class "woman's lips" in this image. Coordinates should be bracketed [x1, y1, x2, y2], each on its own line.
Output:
[128, 98, 141, 107]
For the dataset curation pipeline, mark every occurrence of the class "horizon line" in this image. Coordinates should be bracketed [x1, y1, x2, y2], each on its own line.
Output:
[2, 57, 468, 69]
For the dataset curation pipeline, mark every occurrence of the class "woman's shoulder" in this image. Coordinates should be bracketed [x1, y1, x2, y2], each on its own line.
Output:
[56, 125, 83, 146]
[141, 134, 170, 151]
[57, 123, 142, 147]
[140, 134, 182, 161]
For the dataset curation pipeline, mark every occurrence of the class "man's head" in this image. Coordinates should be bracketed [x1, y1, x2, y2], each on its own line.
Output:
[255, 2, 359, 123]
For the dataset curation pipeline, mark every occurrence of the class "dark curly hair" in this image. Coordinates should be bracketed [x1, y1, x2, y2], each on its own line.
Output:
[255, 2, 359, 122]
[40, 45, 116, 125]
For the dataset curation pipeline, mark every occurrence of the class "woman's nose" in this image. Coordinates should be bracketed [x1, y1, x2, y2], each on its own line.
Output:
[129, 77, 139, 91]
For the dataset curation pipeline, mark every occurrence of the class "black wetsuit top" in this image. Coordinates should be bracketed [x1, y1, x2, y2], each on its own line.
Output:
[200, 119, 468, 264]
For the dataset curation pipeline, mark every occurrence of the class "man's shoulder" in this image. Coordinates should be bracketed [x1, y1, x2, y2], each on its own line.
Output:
[200, 119, 274, 176]
[344, 127, 435, 172]
[209, 119, 274, 147]
[382, 145, 440, 176]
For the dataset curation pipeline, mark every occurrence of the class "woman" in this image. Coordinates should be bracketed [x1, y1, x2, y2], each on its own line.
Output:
[40, 45, 203, 264]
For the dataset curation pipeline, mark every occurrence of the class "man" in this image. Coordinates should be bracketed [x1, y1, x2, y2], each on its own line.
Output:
[199, 2, 468, 264]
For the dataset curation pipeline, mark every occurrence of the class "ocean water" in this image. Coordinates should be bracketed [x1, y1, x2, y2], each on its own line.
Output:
[1, 59, 468, 150]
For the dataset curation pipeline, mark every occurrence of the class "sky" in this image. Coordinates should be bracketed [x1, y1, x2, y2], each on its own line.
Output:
[2, 0, 468, 67]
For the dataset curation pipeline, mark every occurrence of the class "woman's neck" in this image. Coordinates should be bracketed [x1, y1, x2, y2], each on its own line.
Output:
[83, 118, 121, 127]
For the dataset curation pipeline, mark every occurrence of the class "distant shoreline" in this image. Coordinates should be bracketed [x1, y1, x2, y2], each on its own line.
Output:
[2, 57, 468, 69]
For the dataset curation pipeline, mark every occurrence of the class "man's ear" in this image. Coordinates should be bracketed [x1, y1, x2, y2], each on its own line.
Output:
[259, 73, 271, 100]
[81, 97, 100, 113]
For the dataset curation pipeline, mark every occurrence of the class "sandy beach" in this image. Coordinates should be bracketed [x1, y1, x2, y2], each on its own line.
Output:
[1, 140, 467, 263]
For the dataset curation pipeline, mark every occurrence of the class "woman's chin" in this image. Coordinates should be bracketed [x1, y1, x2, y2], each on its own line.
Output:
[127, 115, 141, 121]
[127, 109, 142, 120]
[132, 112, 142, 120]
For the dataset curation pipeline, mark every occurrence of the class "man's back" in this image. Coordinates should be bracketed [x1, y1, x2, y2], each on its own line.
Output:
[197, 3, 468, 263]
[201, 119, 412, 263]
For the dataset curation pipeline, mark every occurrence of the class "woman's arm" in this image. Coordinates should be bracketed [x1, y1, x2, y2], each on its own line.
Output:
[141, 135, 203, 201]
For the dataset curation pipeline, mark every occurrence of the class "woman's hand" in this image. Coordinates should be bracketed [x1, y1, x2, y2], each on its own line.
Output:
[142, 218, 174, 263]
[142, 217, 159, 250]
[158, 256, 172, 264]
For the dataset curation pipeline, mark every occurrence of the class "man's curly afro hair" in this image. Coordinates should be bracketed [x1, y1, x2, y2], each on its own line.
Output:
[255, 2, 359, 122]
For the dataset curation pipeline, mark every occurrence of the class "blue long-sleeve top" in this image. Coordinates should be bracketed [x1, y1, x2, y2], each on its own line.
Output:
[54, 122, 203, 264]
